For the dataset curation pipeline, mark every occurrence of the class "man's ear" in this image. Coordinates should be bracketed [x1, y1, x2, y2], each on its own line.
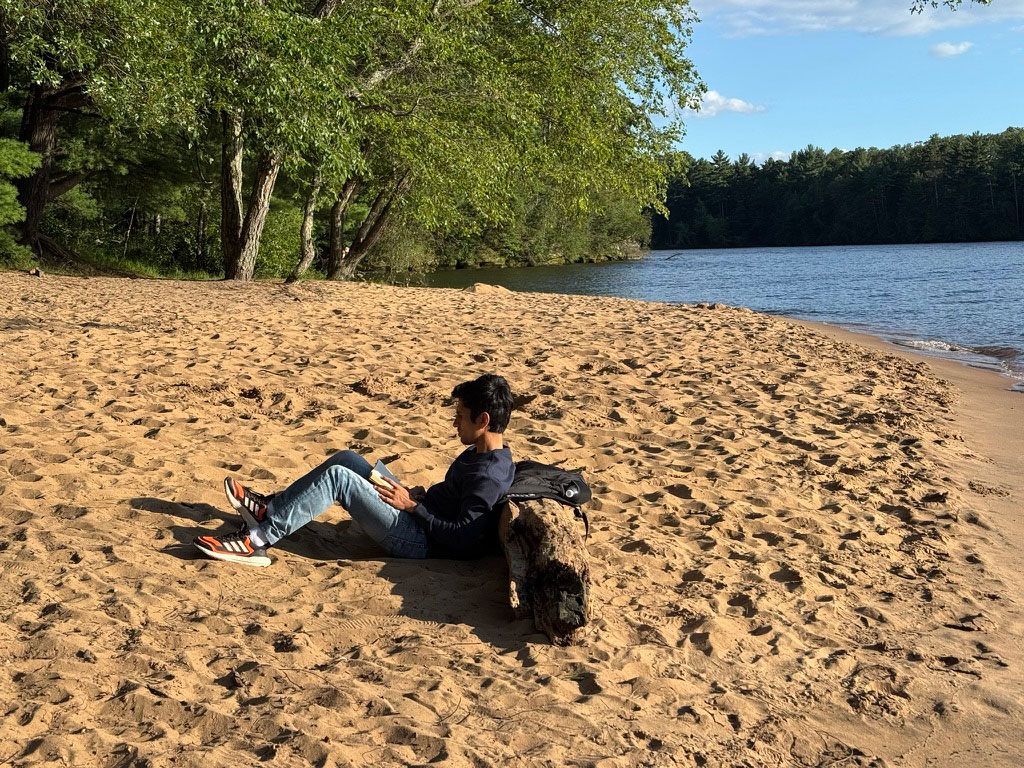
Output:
[476, 411, 491, 430]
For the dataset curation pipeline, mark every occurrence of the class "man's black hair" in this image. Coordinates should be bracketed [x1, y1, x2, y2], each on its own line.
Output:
[452, 374, 513, 433]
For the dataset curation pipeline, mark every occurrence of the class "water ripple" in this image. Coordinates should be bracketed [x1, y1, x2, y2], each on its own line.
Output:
[425, 242, 1024, 388]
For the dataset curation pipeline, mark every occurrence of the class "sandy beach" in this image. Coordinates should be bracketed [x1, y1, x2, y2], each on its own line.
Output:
[1, 272, 1021, 767]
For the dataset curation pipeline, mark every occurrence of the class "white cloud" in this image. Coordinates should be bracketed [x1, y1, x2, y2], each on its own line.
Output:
[694, 0, 1024, 38]
[750, 150, 792, 164]
[689, 90, 766, 118]
[930, 40, 974, 56]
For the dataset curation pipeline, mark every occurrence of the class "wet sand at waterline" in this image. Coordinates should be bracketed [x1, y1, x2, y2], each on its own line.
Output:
[1, 273, 1021, 767]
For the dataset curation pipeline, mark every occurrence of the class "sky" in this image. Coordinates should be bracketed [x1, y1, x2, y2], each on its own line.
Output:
[675, 0, 1024, 162]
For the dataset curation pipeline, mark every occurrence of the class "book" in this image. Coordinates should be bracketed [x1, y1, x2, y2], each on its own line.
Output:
[369, 460, 400, 488]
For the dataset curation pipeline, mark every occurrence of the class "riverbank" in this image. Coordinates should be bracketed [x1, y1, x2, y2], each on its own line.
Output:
[424, 242, 1024, 392]
[1, 274, 1021, 767]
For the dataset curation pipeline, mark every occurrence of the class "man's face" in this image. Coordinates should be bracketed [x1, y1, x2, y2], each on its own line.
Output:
[453, 400, 486, 445]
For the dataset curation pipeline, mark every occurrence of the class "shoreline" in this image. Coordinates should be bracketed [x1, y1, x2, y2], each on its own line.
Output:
[785, 315, 1024, 395]
[426, 244, 1024, 394]
[783, 315, 1022, 515]
[783, 313, 1024, 641]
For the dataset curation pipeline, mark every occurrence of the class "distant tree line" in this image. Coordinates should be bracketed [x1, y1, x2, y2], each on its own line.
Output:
[0, 0, 702, 279]
[652, 128, 1024, 249]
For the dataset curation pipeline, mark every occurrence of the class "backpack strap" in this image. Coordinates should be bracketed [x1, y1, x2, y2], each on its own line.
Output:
[574, 506, 590, 540]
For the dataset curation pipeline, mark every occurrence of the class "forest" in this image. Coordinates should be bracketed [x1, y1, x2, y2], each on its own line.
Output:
[0, 0, 701, 280]
[651, 127, 1024, 249]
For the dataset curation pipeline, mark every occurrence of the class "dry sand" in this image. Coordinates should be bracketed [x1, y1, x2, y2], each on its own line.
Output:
[1, 273, 1021, 767]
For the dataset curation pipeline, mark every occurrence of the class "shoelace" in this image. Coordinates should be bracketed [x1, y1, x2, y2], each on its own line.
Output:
[242, 489, 271, 514]
[221, 529, 250, 545]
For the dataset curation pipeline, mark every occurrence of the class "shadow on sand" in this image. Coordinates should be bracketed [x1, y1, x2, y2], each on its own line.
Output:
[130, 496, 538, 651]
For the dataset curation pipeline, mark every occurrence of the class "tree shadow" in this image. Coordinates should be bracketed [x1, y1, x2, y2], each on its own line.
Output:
[130, 496, 539, 651]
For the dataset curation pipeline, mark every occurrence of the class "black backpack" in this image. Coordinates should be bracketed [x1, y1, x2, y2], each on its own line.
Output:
[500, 460, 592, 537]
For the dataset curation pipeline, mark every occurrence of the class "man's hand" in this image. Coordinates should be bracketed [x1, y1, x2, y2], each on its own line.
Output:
[375, 476, 419, 512]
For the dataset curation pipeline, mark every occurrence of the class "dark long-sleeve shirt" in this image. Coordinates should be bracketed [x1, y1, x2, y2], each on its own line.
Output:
[408, 445, 514, 558]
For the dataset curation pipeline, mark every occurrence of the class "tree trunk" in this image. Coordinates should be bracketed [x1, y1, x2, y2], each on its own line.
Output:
[332, 171, 411, 281]
[313, 0, 340, 17]
[18, 93, 56, 246]
[16, 81, 87, 254]
[220, 109, 244, 277]
[498, 498, 591, 646]
[234, 151, 281, 281]
[326, 178, 360, 279]
[197, 201, 209, 264]
[286, 173, 322, 283]
[220, 105, 281, 282]
[332, 186, 387, 280]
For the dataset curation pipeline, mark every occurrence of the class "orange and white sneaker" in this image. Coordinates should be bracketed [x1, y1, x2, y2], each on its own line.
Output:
[194, 529, 271, 567]
[223, 477, 272, 528]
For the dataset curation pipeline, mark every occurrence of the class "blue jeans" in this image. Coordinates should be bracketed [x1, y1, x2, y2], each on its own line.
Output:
[259, 450, 430, 558]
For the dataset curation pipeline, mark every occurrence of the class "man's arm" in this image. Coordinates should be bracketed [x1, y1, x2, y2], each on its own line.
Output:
[407, 465, 510, 555]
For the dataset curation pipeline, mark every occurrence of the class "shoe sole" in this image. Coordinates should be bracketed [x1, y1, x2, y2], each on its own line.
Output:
[223, 477, 263, 529]
[194, 540, 271, 567]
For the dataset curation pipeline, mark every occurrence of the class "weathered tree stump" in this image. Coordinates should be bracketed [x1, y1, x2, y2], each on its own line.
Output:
[498, 498, 591, 645]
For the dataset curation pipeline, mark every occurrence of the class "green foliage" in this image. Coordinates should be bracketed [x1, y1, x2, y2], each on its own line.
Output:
[652, 127, 1024, 249]
[910, 0, 991, 10]
[2, 0, 701, 278]
[0, 138, 39, 267]
[359, 215, 440, 279]
[33, 125, 224, 276]
[369, 181, 651, 274]
[385, 0, 702, 237]
[2, 0, 203, 132]
[254, 200, 305, 279]
[197, 0, 363, 173]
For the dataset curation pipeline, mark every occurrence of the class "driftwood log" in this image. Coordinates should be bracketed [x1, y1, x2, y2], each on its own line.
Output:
[498, 498, 591, 645]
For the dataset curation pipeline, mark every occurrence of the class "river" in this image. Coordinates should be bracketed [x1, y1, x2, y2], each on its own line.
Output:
[423, 242, 1024, 390]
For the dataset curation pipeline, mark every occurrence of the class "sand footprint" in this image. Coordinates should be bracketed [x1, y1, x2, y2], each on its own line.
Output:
[769, 564, 804, 593]
[726, 593, 758, 618]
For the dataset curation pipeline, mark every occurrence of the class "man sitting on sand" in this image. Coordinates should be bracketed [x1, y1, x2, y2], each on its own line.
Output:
[193, 374, 515, 567]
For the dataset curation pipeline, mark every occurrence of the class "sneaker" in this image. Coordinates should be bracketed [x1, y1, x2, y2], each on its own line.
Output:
[224, 477, 272, 527]
[194, 529, 271, 567]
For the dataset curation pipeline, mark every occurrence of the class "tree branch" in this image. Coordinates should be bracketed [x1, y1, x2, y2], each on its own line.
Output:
[47, 79, 89, 109]
[47, 172, 86, 201]
[348, 1, 443, 99]
[350, 170, 412, 252]
[356, 95, 422, 117]
[313, 0, 340, 20]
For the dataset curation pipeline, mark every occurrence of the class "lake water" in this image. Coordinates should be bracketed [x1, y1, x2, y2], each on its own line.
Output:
[423, 242, 1024, 391]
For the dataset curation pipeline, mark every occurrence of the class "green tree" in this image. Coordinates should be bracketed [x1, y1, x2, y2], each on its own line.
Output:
[999, 127, 1024, 237]
[201, 0, 365, 280]
[1, 0, 199, 258]
[0, 137, 38, 265]
[651, 127, 1024, 249]
[290, 0, 703, 281]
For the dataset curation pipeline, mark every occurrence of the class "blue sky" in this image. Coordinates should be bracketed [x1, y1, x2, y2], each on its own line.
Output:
[676, 0, 1024, 162]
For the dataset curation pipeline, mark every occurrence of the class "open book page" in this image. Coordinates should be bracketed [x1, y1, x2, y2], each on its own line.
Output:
[371, 460, 401, 486]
